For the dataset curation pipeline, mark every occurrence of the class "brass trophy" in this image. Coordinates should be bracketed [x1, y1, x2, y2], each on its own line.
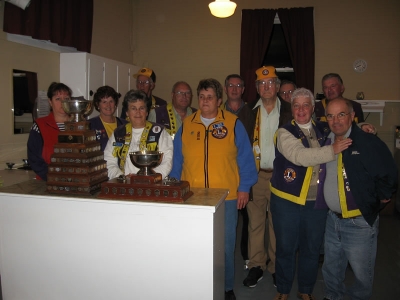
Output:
[46, 97, 108, 195]
[98, 150, 193, 203]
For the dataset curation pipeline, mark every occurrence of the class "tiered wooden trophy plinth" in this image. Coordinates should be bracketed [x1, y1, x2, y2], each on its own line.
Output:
[98, 174, 193, 203]
[98, 151, 193, 203]
[46, 120, 108, 195]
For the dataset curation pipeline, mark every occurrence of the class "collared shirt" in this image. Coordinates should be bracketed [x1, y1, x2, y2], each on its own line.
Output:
[147, 105, 194, 129]
[224, 100, 245, 115]
[254, 97, 280, 169]
[324, 127, 352, 213]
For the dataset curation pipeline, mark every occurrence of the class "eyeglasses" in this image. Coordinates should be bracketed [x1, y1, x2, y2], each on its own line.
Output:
[292, 103, 312, 110]
[129, 106, 147, 112]
[137, 80, 151, 85]
[326, 112, 351, 120]
[257, 80, 276, 87]
[280, 90, 294, 96]
[227, 83, 243, 88]
[175, 91, 192, 97]
[199, 95, 216, 101]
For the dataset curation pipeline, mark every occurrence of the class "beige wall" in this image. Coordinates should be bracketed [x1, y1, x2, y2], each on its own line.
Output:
[1, 0, 399, 166]
[0, 0, 134, 165]
[131, 0, 400, 102]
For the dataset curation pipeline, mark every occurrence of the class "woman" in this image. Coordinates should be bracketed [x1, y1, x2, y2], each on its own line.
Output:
[169, 78, 257, 300]
[104, 89, 173, 180]
[269, 88, 352, 300]
[27, 82, 72, 181]
[89, 86, 127, 151]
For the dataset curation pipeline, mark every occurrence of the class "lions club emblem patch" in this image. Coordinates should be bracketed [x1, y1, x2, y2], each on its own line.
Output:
[211, 122, 228, 139]
[284, 168, 296, 183]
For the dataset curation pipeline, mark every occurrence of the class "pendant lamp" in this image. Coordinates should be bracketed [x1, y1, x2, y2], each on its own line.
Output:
[209, 0, 237, 18]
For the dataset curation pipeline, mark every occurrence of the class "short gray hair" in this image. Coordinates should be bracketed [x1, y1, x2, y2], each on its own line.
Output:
[122, 89, 149, 112]
[290, 87, 315, 105]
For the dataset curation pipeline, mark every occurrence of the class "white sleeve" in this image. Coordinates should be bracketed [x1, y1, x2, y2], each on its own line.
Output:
[276, 128, 335, 167]
[104, 133, 124, 179]
[153, 129, 173, 179]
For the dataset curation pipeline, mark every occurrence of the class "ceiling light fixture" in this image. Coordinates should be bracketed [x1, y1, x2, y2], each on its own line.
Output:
[209, 0, 237, 18]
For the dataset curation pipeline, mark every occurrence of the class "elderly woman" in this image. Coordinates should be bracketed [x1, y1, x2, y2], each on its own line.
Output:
[104, 89, 173, 180]
[269, 88, 352, 300]
[170, 78, 257, 300]
[89, 86, 127, 151]
[27, 82, 72, 180]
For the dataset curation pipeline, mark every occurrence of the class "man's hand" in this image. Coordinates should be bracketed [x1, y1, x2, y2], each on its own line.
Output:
[332, 138, 352, 154]
[237, 191, 250, 209]
[380, 199, 391, 204]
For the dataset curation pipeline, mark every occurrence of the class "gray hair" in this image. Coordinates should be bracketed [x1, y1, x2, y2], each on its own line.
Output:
[290, 87, 315, 105]
[122, 89, 149, 112]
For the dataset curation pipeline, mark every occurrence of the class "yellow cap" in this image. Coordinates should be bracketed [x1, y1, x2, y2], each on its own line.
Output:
[133, 67, 156, 82]
[255, 66, 278, 81]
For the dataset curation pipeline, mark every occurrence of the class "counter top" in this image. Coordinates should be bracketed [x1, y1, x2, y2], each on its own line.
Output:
[0, 178, 229, 208]
[0, 169, 36, 187]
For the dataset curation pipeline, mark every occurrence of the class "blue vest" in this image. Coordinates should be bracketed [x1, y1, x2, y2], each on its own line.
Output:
[270, 120, 330, 205]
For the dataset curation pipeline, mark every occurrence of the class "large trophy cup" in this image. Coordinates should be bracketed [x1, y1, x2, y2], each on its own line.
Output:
[46, 97, 108, 195]
[98, 150, 193, 203]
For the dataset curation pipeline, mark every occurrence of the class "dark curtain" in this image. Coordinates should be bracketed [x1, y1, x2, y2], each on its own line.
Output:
[3, 0, 93, 53]
[240, 9, 276, 103]
[278, 7, 315, 92]
[240, 7, 315, 103]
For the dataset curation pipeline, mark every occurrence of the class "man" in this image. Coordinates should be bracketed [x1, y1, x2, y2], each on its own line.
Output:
[319, 98, 397, 300]
[243, 66, 292, 288]
[222, 74, 254, 269]
[147, 81, 196, 137]
[314, 73, 364, 123]
[170, 78, 258, 300]
[278, 80, 296, 103]
[120, 67, 167, 118]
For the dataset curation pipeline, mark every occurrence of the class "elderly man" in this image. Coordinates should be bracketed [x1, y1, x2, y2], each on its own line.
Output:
[278, 80, 297, 103]
[170, 78, 257, 300]
[243, 66, 292, 288]
[314, 73, 364, 123]
[319, 98, 397, 300]
[222, 74, 254, 269]
[147, 81, 196, 137]
[120, 67, 167, 118]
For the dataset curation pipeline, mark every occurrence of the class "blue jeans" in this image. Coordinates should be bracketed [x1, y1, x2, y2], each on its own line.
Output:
[225, 199, 238, 291]
[271, 194, 327, 294]
[322, 210, 379, 300]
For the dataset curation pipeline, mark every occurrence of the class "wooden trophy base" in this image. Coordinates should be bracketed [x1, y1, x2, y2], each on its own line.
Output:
[98, 174, 193, 203]
[46, 121, 108, 195]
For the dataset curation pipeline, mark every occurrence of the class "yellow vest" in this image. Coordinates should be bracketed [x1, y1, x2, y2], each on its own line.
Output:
[181, 109, 239, 200]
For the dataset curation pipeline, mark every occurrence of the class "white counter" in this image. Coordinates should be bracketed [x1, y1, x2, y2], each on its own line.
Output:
[0, 180, 228, 300]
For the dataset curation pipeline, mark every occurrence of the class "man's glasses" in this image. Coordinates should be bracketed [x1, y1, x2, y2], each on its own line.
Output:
[257, 80, 276, 87]
[227, 83, 243, 88]
[326, 112, 351, 120]
[137, 80, 151, 85]
[280, 90, 294, 96]
[175, 91, 192, 97]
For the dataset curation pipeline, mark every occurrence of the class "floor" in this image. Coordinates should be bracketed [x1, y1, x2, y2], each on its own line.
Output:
[232, 210, 400, 300]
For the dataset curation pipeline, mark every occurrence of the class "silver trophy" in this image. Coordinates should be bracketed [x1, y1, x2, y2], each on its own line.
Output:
[61, 97, 93, 122]
[129, 151, 163, 176]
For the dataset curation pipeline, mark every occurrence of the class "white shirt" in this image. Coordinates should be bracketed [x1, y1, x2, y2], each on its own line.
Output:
[253, 97, 281, 169]
[104, 127, 173, 180]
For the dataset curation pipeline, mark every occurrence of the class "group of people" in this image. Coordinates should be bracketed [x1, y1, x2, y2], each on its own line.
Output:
[27, 66, 397, 300]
